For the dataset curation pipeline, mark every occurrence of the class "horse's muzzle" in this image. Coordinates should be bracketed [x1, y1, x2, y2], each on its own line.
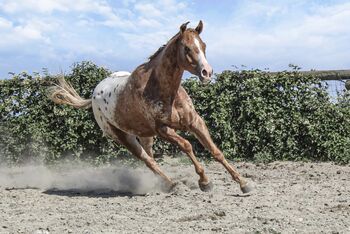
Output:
[198, 67, 212, 84]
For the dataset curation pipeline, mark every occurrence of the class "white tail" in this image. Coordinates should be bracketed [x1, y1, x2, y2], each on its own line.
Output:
[48, 76, 92, 109]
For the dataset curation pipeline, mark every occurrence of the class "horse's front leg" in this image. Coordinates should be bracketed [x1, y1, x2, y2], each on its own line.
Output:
[188, 114, 253, 193]
[156, 125, 213, 191]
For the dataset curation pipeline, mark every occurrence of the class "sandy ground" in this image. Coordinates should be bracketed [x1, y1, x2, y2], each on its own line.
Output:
[0, 157, 349, 234]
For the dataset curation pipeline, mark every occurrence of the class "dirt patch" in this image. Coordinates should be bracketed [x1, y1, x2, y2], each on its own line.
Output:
[0, 163, 161, 195]
[0, 157, 349, 233]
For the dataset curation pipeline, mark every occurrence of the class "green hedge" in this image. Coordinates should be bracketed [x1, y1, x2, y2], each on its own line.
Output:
[1, 61, 349, 164]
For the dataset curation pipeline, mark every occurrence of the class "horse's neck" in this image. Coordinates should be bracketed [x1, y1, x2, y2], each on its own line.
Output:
[149, 43, 183, 104]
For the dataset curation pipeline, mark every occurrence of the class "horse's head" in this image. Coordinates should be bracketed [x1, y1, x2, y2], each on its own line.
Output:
[177, 21, 213, 84]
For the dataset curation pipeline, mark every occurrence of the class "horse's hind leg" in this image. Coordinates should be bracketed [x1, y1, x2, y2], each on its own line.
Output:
[188, 114, 253, 193]
[156, 125, 212, 192]
[106, 124, 174, 189]
[138, 137, 154, 158]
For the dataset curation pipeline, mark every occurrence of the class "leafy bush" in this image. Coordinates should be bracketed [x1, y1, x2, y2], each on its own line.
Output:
[183, 70, 350, 163]
[0, 62, 123, 165]
[1, 62, 349, 164]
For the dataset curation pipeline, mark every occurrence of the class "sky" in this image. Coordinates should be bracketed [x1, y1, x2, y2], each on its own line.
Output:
[0, 0, 350, 78]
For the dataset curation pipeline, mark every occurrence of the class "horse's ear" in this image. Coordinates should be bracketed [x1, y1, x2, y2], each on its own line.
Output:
[195, 20, 203, 34]
[180, 21, 190, 34]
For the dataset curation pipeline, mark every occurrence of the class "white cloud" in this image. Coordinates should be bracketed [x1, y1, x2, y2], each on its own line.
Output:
[0, 0, 134, 28]
[134, 3, 163, 18]
[1, 0, 67, 13]
[2, 0, 348, 77]
[118, 0, 192, 53]
[0, 0, 192, 76]
[0, 17, 12, 29]
[13, 25, 43, 40]
[0, 18, 52, 47]
[120, 31, 170, 51]
[205, 1, 350, 70]
[137, 17, 162, 28]
[1, 0, 103, 14]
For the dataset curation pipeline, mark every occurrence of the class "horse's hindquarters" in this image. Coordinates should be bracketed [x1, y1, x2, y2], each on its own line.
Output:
[92, 73, 130, 136]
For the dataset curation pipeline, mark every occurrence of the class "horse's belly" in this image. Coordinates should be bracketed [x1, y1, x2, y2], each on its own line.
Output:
[115, 116, 156, 137]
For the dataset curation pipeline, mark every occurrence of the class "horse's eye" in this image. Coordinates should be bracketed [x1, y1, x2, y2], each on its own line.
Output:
[185, 46, 190, 53]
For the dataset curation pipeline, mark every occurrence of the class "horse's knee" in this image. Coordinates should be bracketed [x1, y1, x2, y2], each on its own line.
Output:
[182, 140, 193, 153]
[189, 114, 205, 130]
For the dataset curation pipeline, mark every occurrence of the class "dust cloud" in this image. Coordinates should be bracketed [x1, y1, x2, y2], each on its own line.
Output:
[0, 162, 162, 195]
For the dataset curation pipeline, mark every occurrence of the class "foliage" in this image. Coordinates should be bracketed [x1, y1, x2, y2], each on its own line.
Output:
[1, 62, 349, 164]
[183, 69, 350, 163]
[0, 62, 122, 165]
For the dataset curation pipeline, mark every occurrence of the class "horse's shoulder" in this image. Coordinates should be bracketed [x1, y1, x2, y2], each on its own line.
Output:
[175, 86, 194, 111]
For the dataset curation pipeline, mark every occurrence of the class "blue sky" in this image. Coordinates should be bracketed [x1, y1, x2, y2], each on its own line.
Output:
[0, 0, 350, 78]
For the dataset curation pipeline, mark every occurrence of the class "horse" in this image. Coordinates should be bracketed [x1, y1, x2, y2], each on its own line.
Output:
[49, 21, 253, 193]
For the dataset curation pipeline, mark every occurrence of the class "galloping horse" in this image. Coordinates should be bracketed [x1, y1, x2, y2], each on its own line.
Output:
[49, 21, 252, 193]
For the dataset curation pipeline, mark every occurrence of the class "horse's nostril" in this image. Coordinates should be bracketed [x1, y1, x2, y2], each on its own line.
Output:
[201, 69, 208, 77]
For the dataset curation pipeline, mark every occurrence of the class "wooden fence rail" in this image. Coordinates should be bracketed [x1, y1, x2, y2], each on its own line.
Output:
[270, 69, 350, 80]
[298, 70, 350, 81]
[301, 70, 350, 90]
[271, 69, 350, 90]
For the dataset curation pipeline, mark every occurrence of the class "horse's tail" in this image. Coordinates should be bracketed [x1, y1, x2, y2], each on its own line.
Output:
[48, 76, 92, 109]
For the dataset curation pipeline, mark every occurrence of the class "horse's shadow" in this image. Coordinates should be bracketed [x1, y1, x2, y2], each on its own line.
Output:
[43, 188, 147, 198]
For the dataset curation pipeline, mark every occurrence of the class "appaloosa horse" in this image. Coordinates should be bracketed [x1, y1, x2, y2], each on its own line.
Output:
[49, 21, 252, 193]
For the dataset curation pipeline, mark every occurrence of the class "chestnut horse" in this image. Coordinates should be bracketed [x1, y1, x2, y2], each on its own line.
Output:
[49, 21, 252, 193]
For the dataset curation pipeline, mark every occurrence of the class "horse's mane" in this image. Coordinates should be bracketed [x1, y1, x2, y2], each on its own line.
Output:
[148, 32, 181, 61]
[148, 44, 166, 60]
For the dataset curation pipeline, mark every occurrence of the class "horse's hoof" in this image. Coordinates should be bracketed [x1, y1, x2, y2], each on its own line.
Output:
[199, 181, 213, 192]
[169, 181, 178, 191]
[240, 183, 254, 194]
[160, 181, 178, 193]
[161, 181, 178, 193]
